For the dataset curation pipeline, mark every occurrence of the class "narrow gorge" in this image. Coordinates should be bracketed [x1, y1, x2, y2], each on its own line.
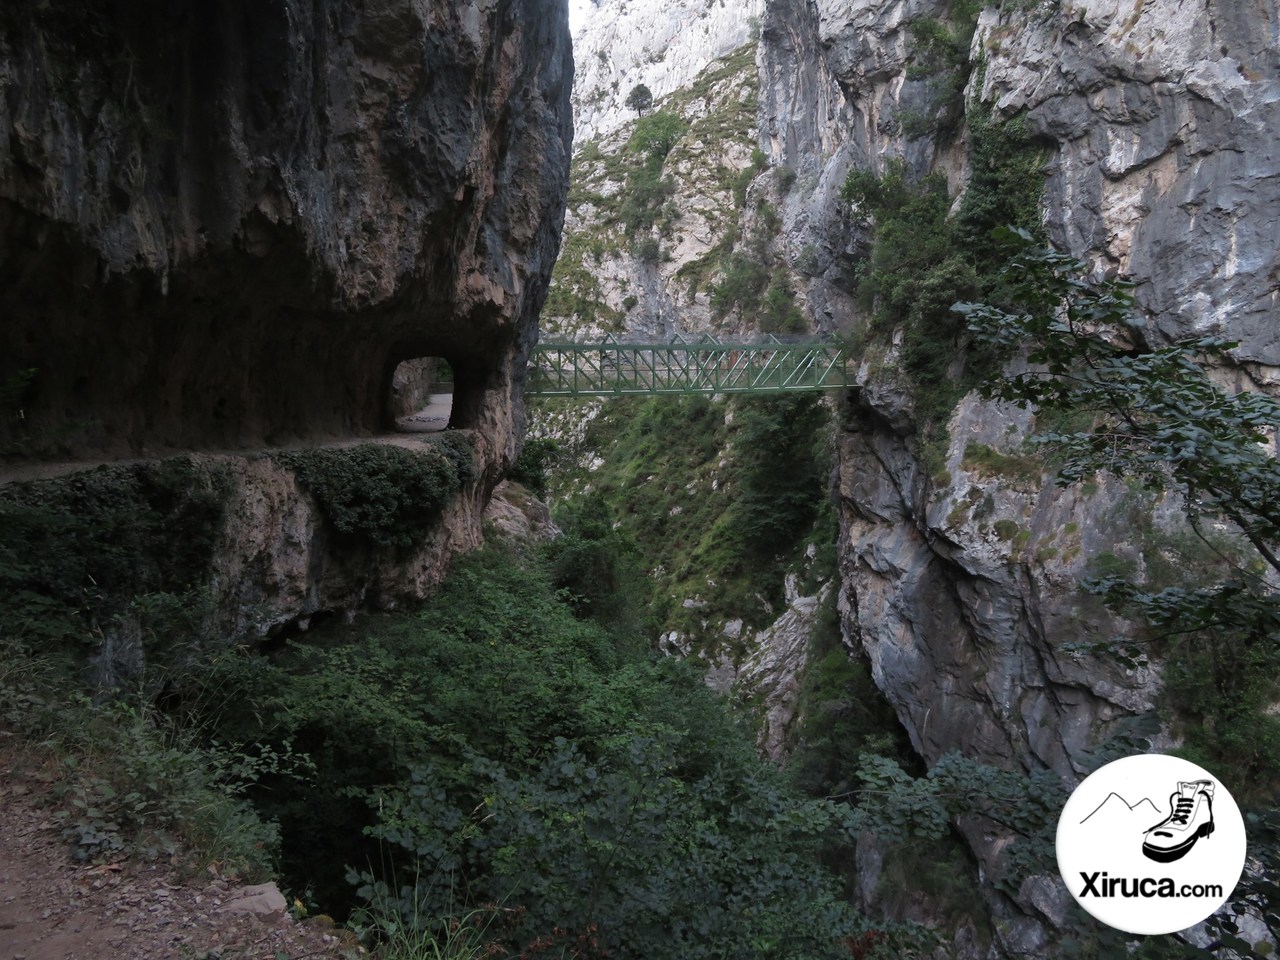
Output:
[541, 0, 1280, 954]
[2, 1, 1278, 958]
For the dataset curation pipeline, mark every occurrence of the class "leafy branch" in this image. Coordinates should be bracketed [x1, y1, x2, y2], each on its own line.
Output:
[955, 227, 1280, 643]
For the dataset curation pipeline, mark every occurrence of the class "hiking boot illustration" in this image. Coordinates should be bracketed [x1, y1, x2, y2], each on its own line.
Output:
[1142, 780, 1215, 863]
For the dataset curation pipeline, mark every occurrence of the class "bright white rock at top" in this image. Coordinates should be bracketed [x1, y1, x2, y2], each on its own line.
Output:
[569, 0, 763, 143]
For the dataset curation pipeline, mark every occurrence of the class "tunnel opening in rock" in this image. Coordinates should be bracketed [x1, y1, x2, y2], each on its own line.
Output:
[389, 356, 456, 433]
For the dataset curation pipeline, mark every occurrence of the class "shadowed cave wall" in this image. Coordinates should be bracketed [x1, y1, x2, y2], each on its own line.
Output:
[0, 0, 573, 470]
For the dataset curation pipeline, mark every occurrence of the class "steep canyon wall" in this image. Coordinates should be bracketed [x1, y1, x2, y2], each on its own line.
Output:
[753, 0, 1280, 948]
[0, 0, 573, 471]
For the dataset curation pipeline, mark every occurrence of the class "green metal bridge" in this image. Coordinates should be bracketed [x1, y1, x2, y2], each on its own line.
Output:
[527, 334, 853, 397]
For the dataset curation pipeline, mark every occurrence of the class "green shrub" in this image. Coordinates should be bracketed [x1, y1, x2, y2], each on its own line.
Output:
[760, 278, 807, 333]
[615, 111, 687, 235]
[709, 252, 769, 316]
[1162, 636, 1280, 802]
[50, 701, 283, 877]
[355, 734, 858, 960]
[796, 243, 821, 277]
[0, 457, 231, 653]
[729, 393, 829, 563]
[549, 394, 834, 640]
[954, 109, 1048, 268]
[840, 106, 1046, 431]
[278, 439, 473, 549]
[961, 442, 1042, 485]
[627, 110, 686, 163]
[632, 235, 661, 263]
[1, 639, 283, 879]
[172, 544, 875, 953]
[544, 492, 647, 637]
[619, 163, 678, 233]
[788, 593, 910, 800]
[507, 437, 559, 497]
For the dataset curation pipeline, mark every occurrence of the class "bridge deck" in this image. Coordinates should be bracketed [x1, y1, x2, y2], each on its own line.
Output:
[528, 336, 852, 397]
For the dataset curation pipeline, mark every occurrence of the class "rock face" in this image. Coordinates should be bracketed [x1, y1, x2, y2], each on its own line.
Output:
[752, 0, 1280, 950]
[0, 0, 573, 473]
[978, 1, 1280, 361]
[544, 40, 765, 341]
[206, 440, 491, 641]
[734, 574, 832, 760]
[837, 381, 1163, 770]
[794, 0, 1280, 771]
[569, 0, 763, 142]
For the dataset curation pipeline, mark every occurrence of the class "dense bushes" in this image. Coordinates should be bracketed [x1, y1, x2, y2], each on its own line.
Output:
[357, 736, 854, 960]
[0, 642, 284, 879]
[618, 110, 686, 239]
[788, 594, 911, 801]
[842, 107, 1046, 429]
[176, 546, 863, 957]
[709, 251, 769, 315]
[730, 393, 830, 563]
[545, 492, 647, 636]
[0, 457, 231, 657]
[277, 437, 474, 549]
[507, 436, 559, 496]
[550, 394, 833, 640]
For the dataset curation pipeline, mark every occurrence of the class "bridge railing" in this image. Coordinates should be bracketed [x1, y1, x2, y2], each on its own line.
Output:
[528, 335, 853, 397]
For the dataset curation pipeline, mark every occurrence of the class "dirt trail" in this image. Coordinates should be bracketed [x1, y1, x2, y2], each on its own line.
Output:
[0, 396, 456, 486]
[0, 781, 357, 960]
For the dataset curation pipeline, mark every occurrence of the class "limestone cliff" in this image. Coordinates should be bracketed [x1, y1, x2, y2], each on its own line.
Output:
[805, 0, 1280, 777]
[754, 0, 1280, 950]
[543, 40, 769, 340]
[0, 0, 573, 680]
[569, 0, 764, 142]
[0, 0, 573, 475]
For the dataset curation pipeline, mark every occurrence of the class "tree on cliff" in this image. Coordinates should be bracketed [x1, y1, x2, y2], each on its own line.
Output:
[955, 227, 1280, 649]
[955, 228, 1280, 958]
[625, 82, 653, 116]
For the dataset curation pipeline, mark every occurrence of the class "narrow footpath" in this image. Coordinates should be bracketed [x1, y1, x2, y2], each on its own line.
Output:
[0, 396, 455, 486]
[0, 778, 356, 960]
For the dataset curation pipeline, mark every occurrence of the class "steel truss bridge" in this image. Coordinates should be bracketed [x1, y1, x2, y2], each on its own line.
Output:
[528, 334, 853, 397]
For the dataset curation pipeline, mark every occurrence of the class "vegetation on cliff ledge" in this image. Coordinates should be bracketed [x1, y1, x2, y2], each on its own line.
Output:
[536, 392, 832, 650]
[842, 105, 1047, 439]
[278, 437, 475, 549]
[0, 457, 232, 659]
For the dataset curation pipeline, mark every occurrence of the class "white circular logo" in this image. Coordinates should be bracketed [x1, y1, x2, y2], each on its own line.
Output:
[1056, 754, 1246, 935]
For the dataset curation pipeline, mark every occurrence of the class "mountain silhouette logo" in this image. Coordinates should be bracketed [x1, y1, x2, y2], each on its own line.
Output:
[1080, 792, 1162, 826]
[1075, 782, 1217, 864]
[1056, 754, 1247, 935]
